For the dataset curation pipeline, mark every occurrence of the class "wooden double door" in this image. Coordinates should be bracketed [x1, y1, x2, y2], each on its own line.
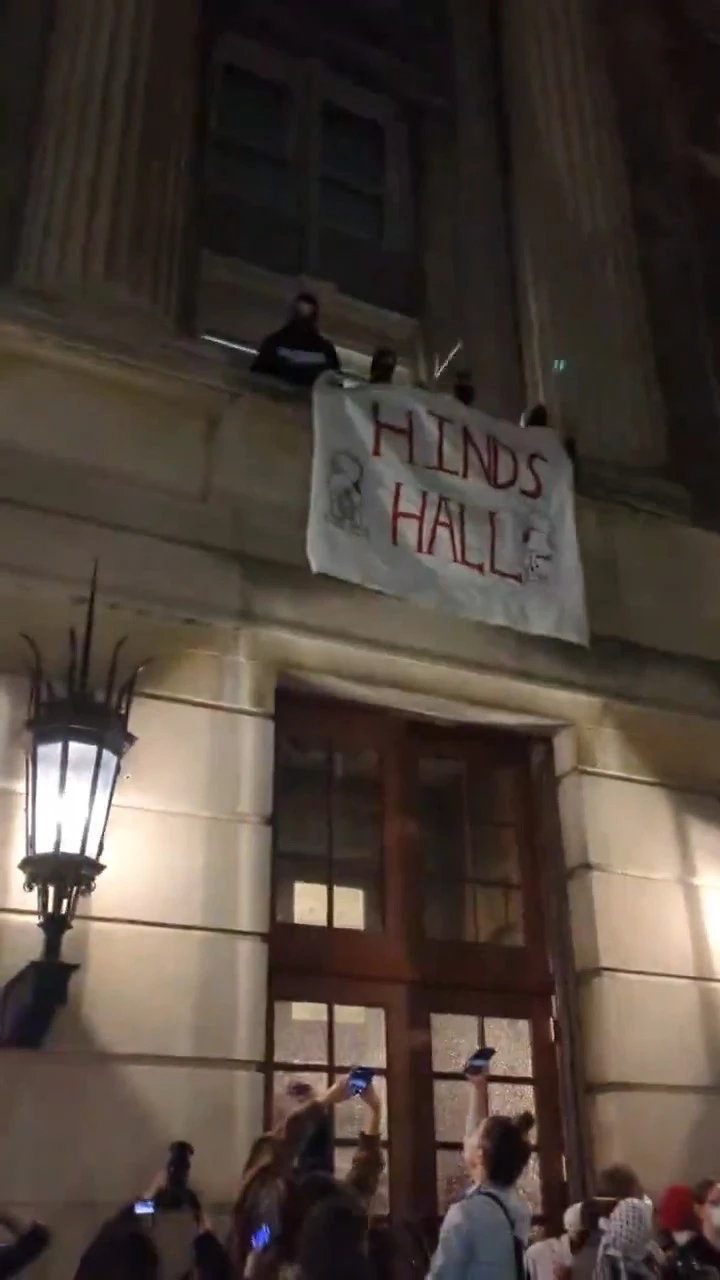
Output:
[267, 693, 574, 1239]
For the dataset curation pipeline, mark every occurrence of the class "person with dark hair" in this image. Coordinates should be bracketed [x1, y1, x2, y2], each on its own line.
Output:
[693, 1181, 716, 1219]
[72, 1159, 232, 1280]
[427, 1105, 534, 1280]
[453, 370, 475, 407]
[569, 1166, 647, 1280]
[593, 1199, 657, 1280]
[596, 1168, 643, 1201]
[0, 1209, 50, 1279]
[674, 1180, 720, 1277]
[369, 347, 397, 385]
[228, 1075, 383, 1278]
[520, 404, 548, 428]
[252, 293, 340, 388]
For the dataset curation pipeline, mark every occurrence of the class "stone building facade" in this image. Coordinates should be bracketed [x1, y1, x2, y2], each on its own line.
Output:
[0, 0, 720, 1273]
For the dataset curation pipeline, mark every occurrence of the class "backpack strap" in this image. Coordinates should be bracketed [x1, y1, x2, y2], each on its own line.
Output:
[474, 1190, 526, 1280]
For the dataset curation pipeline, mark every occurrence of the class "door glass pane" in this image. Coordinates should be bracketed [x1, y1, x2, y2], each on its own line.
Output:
[436, 1149, 466, 1213]
[430, 1013, 479, 1072]
[518, 1153, 542, 1214]
[467, 825, 522, 885]
[433, 1080, 469, 1143]
[484, 1018, 532, 1076]
[274, 1001, 328, 1064]
[321, 104, 385, 189]
[418, 758, 466, 878]
[488, 1083, 536, 1123]
[274, 737, 383, 931]
[333, 1005, 387, 1068]
[419, 755, 525, 946]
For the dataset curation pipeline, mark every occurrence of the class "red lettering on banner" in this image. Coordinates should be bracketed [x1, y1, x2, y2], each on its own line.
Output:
[461, 425, 494, 484]
[489, 511, 522, 582]
[493, 437, 519, 490]
[425, 412, 459, 477]
[519, 452, 547, 501]
[458, 504, 485, 574]
[391, 482, 427, 551]
[426, 495, 459, 561]
[372, 401, 415, 465]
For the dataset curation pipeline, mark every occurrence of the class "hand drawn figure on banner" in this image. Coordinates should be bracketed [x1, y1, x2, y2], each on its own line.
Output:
[522, 516, 554, 583]
[325, 450, 368, 537]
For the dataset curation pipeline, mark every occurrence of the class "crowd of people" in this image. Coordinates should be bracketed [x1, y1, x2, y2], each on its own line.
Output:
[249, 290, 550, 431]
[2, 1058, 719, 1280]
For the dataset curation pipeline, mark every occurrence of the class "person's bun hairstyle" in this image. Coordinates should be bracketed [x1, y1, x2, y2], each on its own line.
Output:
[479, 1111, 535, 1188]
[514, 1112, 535, 1138]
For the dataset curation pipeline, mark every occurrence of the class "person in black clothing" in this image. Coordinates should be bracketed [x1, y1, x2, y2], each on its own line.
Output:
[252, 293, 340, 388]
[0, 1209, 50, 1279]
[369, 347, 397, 386]
[453, 370, 475, 407]
[73, 1165, 233, 1280]
[520, 403, 548, 428]
[675, 1180, 720, 1277]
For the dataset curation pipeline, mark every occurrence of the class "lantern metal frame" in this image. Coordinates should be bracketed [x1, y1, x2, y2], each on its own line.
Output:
[0, 566, 143, 1048]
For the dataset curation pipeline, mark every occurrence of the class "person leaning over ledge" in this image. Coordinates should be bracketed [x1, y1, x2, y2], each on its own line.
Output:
[252, 292, 340, 388]
[0, 1209, 50, 1279]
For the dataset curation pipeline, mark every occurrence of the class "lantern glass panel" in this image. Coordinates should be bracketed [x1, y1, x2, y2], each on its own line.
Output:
[34, 741, 62, 854]
[85, 748, 119, 859]
[33, 738, 120, 859]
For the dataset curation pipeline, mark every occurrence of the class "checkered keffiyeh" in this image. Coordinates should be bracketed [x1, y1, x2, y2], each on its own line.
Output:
[594, 1198, 655, 1280]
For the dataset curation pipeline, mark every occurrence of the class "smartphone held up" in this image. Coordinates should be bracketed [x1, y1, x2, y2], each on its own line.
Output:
[464, 1047, 496, 1077]
[348, 1067, 374, 1096]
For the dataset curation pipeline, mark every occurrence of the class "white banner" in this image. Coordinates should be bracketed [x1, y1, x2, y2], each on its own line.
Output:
[307, 379, 588, 646]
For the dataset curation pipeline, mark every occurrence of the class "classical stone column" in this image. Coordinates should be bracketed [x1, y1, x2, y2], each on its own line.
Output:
[15, 0, 200, 328]
[502, 0, 666, 466]
[449, 0, 524, 420]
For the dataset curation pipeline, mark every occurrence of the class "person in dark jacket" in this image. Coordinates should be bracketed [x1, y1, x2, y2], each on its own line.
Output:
[0, 1209, 50, 1279]
[227, 1075, 384, 1279]
[252, 294, 340, 388]
[72, 1188, 232, 1280]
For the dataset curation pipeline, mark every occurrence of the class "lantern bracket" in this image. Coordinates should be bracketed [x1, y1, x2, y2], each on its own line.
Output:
[0, 958, 78, 1048]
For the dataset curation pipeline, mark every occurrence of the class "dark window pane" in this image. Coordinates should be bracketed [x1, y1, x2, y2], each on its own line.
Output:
[319, 181, 384, 240]
[418, 758, 466, 878]
[424, 881, 524, 945]
[430, 1013, 479, 1072]
[331, 750, 382, 866]
[467, 825, 521, 885]
[436, 1149, 466, 1214]
[473, 886, 524, 946]
[484, 1018, 532, 1077]
[274, 1001, 329, 1064]
[333, 1004, 387, 1068]
[433, 1080, 468, 1143]
[334, 1076, 388, 1139]
[206, 142, 297, 213]
[275, 740, 329, 859]
[321, 104, 385, 188]
[467, 765, 519, 825]
[272, 1070, 329, 1125]
[215, 65, 291, 156]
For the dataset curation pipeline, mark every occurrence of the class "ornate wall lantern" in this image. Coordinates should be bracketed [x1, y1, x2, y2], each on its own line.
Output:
[0, 567, 142, 1048]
